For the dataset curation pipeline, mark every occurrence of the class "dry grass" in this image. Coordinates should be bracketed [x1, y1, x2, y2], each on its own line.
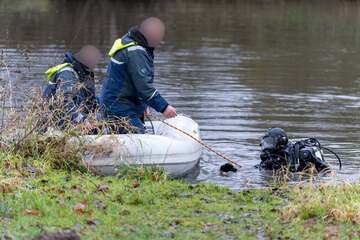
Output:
[280, 182, 360, 224]
[2, 64, 360, 239]
[0, 87, 138, 190]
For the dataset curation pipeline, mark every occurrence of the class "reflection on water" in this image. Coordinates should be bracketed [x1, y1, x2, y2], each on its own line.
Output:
[0, 0, 360, 189]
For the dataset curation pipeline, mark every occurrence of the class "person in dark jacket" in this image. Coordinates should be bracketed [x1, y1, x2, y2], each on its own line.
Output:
[43, 45, 101, 128]
[100, 17, 177, 134]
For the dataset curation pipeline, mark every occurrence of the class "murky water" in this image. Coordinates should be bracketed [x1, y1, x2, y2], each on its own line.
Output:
[0, 0, 359, 189]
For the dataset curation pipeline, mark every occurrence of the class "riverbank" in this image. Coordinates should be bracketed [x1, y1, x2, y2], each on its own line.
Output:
[0, 126, 357, 239]
[1, 163, 360, 239]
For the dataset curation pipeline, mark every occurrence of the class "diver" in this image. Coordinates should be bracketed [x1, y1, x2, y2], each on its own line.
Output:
[258, 128, 341, 173]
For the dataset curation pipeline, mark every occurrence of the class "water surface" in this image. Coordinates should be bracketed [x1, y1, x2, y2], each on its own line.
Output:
[0, 0, 359, 189]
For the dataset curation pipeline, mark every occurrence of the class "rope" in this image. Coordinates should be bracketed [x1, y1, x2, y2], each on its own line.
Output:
[150, 115, 242, 168]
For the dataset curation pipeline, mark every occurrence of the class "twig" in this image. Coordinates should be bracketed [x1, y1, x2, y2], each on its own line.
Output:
[1, 59, 14, 109]
[150, 115, 242, 168]
[0, 87, 6, 137]
[13, 119, 48, 151]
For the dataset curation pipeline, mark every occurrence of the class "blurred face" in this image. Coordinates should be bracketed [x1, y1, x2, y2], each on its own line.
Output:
[140, 18, 166, 48]
[77, 46, 102, 70]
[145, 24, 165, 48]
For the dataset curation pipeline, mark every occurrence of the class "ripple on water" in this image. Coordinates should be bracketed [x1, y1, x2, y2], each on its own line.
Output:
[0, 0, 360, 189]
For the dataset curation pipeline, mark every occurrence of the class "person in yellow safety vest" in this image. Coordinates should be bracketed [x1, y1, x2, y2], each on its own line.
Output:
[43, 46, 101, 129]
[99, 17, 177, 134]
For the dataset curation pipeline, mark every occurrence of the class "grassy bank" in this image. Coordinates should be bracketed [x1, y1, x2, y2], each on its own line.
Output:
[0, 115, 359, 239]
[1, 163, 360, 239]
[0, 169, 278, 239]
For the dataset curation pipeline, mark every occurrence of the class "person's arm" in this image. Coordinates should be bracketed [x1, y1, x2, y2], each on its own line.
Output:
[57, 70, 86, 123]
[126, 48, 169, 113]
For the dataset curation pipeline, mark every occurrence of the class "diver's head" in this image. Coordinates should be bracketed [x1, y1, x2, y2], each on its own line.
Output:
[260, 128, 288, 153]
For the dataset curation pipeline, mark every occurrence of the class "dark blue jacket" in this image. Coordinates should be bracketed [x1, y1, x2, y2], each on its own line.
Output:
[43, 52, 96, 123]
[99, 28, 168, 119]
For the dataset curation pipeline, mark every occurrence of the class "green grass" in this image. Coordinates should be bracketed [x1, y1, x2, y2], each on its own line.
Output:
[0, 168, 282, 240]
[2, 167, 360, 240]
[1, 131, 360, 239]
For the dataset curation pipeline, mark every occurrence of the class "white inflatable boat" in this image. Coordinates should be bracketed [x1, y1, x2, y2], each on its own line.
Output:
[77, 115, 202, 177]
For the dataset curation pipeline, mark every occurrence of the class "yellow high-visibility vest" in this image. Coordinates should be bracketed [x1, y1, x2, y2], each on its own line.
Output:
[108, 38, 137, 57]
[45, 63, 73, 81]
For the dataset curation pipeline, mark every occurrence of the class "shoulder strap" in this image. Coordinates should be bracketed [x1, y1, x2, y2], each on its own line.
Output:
[287, 143, 300, 171]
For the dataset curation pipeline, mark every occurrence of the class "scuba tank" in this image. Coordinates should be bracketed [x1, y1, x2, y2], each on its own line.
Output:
[259, 128, 341, 172]
[285, 138, 330, 172]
